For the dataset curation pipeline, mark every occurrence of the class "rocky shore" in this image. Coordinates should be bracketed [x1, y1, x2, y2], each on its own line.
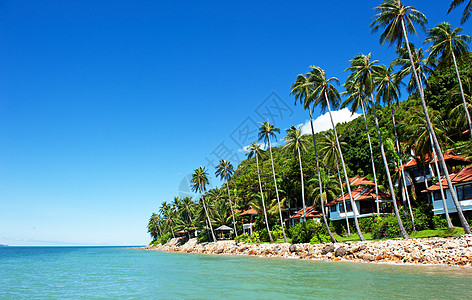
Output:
[141, 235, 472, 267]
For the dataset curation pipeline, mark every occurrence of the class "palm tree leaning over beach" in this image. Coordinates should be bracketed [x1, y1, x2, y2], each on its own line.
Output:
[246, 142, 273, 241]
[308, 65, 365, 242]
[319, 130, 351, 236]
[290, 73, 337, 243]
[191, 166, 217, 242]
[342, 78, 380, 216]
[283, 125, 310, 222]
[215, 159, 238, 237]
[371, 0, 471, 234]
[425, 22, 472, 141]
[448, 0, 472, 24]
[258, 121, 287, 242]
[345, 52, 409, 239]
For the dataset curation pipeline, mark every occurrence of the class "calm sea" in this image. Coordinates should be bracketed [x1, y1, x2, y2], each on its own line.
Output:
[1, 246, 471, 299]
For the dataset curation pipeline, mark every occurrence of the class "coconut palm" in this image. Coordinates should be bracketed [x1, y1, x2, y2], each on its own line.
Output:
[371, 0, 471, 233]
[425, 22, 472, 141]
[307, 65, 365, 241]
[215, 159, 238, 237]
[345, 53, 409, 238]
[342, 78, 381, 216]
[160, 201, 176, 238]
[283, 125, 310, 222]
[258, 121, 287, 242]
[191, 166, 217, 242]
[246, 142, 273, 242]
[290, 73, 337, 243]
[449, 77, 472, 131]
[448, 0, 472, 24]
[319, 130, 351, 236]
[374, 64, 415, 229]
[308, 169, 340, 210]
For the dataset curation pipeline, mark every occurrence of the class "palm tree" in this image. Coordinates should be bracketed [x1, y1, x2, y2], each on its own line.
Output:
[448, 0, 472, 24]
[308, 169, 340, 212]
[160, 201, 176, 238]
[425, 22, 472, 141]
[374, 64, 415, 229]
[308, 65, 365, 241]
[283, 125, 310, 222]
[319, 130, 351, 236]
[342, 78, 380, 216]
[290, 73, 337, 243]
[246, 142, 273, 242]
[215, 159, 238, 237]
[371, 0, 471, 233]
[449, 77, 472, 131]
[345, 53, 410, 239]
[191, 166, 217, 242]
[258, 121, 287, 242]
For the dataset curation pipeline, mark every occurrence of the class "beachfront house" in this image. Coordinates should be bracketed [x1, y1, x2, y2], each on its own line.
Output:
[239, 207, 258, 235]
[422, 165, 472, 216]
[286, 206, 322, 226]
[326, 176, 393, 221]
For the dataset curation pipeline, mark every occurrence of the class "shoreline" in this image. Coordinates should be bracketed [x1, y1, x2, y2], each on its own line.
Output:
[140, 235, 472, 267]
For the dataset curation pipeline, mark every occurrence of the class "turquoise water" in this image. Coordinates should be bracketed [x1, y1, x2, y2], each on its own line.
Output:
[1, 247, 472, 299]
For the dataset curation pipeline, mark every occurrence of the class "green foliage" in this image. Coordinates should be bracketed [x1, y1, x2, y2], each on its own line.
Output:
[358, 217, 376, 233]
[432, 215, 448, 229]
[160, 233, 172, 245]
[197, 230, 210, 243]
[372, 207, 432, 239]
[288, 220, 328, 244]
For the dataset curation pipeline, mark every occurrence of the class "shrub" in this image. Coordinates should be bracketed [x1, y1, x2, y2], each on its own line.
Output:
[372, 214, 401, 239]
[358, 217, 375, 233]
[235, 233, 251, 243]
[288, 220, 327, 244]
[197, 230, 210, 243]
[160, 232, 172, 245]
[432, 215, 448, 229]
[310, 233, 330, 244]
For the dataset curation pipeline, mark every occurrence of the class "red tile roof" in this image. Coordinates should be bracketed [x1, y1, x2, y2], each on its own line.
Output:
[422, 166, 472, 192]
[348, 176, 375, 186]
[326, 187, 392, 206]
[239, 207, 259, 216]
[398, 151, 471, 171]
[287, 206, 322, 220]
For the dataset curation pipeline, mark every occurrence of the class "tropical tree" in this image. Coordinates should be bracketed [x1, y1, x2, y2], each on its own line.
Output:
[258, 121, 287, 242]
[371, 0, 471, 233]
[246, 142, 273, 241]
[448, 0, 472, 24]
[308, 168, 340, 211]
[160, 201, 176, 238]
[283, 125, 310, 222]
[319, 130, 351, 236]
[308, 65, 365, 241]
[424, 22, 472, 141]
[449, 77, 472, 131]
[290, 73, 337, 243]
[345, 53, 409, 239]
[191, 166, 217, 241]
[342, 77, 380, 216]
[215, 159, 238, 236]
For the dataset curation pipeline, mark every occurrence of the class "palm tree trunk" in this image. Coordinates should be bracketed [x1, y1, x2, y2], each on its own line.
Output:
[390, 105, 416, 230]
[200, 188, 217, 242]
[334, 153, 351, 236]
[429, 134, 453, 228]
[225, 181, 238, 237]
[256, 153, 273, 242]
[324, 93, 365, 241]
[308, 107, 337, 243]
[360, 99, 380, 214]
[268, 136, 287, 242]
[370, 92, 410, 239]
[451, 48, 472, 141]
[297, 147, 307, 222]
[401, 18, 471, 234]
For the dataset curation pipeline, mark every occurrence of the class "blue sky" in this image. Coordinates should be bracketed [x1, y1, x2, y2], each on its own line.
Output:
[0, 0, 467, 246]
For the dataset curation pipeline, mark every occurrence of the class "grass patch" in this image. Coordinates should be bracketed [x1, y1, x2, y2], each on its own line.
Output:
[410, 227, 464, 238]
[333, 233, 373, 242]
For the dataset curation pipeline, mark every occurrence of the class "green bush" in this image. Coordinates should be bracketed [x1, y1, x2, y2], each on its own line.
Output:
[288, 220, 327, 244]
[371, 207, 433, 239]
[160, 232, 172, 245]
[372, 214, 401, 239]
[432, 215, 448, 229]
[310, 233, 330, 244]
[235, 233, 251, 243]
[197, 230, 210, 243]
[358, 217, 375, 233]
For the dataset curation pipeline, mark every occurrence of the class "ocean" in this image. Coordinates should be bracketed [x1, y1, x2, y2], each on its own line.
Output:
[1, 246, 471, 299]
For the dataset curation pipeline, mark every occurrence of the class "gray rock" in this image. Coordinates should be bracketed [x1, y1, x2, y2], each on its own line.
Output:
[321, 244, 335, 255]
[335, 247, 347, 257]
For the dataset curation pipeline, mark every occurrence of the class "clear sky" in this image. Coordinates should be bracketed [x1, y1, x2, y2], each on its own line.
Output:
[0, 0, 467, 246]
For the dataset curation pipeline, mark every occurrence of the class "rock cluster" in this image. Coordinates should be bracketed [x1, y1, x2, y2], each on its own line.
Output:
[141, 235, 472, 267]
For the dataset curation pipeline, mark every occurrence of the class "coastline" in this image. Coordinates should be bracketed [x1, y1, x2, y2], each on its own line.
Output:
[140, 235, 472, 267]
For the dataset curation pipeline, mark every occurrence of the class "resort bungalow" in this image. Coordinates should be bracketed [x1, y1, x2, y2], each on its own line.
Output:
[286, 206, 322, 226]
[214, 225, 234, 240]
[239, 207, 258, 235]
[422, 165, 472, 215]
[326, 176, 393, 221]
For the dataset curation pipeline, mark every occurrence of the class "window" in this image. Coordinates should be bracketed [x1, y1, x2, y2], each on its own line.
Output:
[339, 201, 352, 213]
[456, 184, 472, 201]
[329, 205, 337, 213]
[433, 191, 441, 201]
